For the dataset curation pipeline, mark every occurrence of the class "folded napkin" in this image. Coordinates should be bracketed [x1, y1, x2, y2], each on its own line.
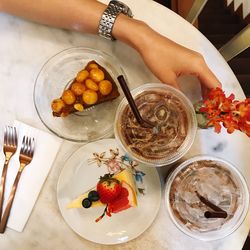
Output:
[0, 120, 62, 232]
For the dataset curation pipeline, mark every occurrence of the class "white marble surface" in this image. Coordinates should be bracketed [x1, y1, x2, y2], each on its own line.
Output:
[0, 0, 250, 249]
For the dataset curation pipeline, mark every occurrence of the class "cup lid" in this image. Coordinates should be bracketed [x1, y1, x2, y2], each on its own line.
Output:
[165, 155, 249, 241]
[114, 83, 197, 167]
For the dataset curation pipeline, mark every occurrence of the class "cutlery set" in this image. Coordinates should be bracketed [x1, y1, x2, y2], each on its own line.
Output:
[0, 126, 35, 233]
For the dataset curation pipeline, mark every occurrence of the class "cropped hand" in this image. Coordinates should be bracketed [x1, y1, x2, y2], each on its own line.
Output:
[114, 18, 221, 98]
[0, 0, 222, 99]
[134, 25, 222, 98]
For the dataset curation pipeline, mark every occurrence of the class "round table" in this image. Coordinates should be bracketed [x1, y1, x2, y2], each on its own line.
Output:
[0, 0, 249, 249]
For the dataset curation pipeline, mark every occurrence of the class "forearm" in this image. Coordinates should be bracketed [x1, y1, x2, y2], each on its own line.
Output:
[1, 0, 219, 91]
[0, 0, 107, 34]
[0, 0, 150, 50]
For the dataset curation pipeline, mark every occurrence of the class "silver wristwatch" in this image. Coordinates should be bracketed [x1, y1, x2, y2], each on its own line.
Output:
[98, 0, 133, 40]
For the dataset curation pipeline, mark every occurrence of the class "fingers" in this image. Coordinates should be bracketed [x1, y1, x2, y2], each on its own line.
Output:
[201, 84, 210, 100]
[196, 59, 222, 90]
[158, 72, 180, 90]
[165, 78, 180, 90]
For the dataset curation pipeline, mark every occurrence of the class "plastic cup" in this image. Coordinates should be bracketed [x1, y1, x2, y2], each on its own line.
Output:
[114, 83, 197, 166]
[165, 155, 249, 241]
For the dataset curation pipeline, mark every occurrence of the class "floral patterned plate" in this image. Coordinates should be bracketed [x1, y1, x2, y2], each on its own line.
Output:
[57, 138, 161, 245]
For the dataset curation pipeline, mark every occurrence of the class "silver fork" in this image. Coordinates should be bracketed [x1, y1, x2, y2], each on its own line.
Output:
[0, 136, 35, 233]
[0, 126, 18, 221]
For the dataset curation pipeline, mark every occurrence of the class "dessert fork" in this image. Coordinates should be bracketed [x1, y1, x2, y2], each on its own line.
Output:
[0, 126, 18, 221]
[0, 136, 34, 233]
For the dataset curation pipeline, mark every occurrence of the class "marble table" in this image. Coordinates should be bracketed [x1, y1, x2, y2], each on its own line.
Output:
[0, 0, 250, 249]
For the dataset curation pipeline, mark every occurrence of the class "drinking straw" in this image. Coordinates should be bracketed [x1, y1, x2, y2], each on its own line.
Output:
[204, 211, 227, 219]
[196, 191, 228, 217]
[117, 75, 155, 129]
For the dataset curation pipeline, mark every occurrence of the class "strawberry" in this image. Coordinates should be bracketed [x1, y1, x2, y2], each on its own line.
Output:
[97, 174, 122, 204]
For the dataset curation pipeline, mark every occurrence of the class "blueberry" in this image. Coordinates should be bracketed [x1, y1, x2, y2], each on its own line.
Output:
[82, 198, 92, 208]
[88, 190, 100, 202]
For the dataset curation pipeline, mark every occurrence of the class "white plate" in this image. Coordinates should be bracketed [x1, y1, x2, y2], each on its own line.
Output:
[57, 138, 161, 245]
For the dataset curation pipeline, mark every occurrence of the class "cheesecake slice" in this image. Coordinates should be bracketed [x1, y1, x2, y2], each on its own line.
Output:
[67, 168, 137, 209]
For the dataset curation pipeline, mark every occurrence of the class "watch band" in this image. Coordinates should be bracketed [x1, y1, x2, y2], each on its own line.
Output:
[98, 0, 133, 40]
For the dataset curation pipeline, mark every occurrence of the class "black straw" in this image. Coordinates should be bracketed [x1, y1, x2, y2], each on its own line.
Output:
[204, 211, 227, 219]
[117, 75, 154, 128]
[196, 191, 228, 215]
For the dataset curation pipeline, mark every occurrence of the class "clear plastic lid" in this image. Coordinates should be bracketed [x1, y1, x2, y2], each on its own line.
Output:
[114, 83, 197, 167]
[165, 155, 249, 241]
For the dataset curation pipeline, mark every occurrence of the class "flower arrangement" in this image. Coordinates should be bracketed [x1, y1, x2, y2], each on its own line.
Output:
[197, 88, 250, 137]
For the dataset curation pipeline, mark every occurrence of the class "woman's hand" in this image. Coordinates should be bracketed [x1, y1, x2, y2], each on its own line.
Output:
[1, 0, 222, 98]
[114, 18, 221, 98]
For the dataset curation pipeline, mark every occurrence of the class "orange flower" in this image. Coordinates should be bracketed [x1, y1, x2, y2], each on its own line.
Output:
[199, 87, 250, 137]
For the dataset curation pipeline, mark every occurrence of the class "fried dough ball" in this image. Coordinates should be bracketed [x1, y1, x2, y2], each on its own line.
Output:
[51, 99, 65, 113]
[87, 63, 99, 71]
[62, 89, 76, 105]
[85, 79, 99, 91]
[89, 68, 104, 82]
[82, 89, 98, 105]
[76, 70, 89, 82]
[71, 82, 86, 95]
[99, 80, 112, 95]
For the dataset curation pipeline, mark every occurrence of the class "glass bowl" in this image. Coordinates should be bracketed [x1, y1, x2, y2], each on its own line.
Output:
[34, 47, 125, 142]
[114, 83, 197, 167]
[165, 155, 249, 241]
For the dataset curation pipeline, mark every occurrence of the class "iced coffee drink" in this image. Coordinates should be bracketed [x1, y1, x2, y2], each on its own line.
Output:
[114, 84, 197, 166]
[165, 156, 249, 241]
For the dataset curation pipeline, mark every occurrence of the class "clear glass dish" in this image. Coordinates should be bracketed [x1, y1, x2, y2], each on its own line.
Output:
[34, 47, 125, 142]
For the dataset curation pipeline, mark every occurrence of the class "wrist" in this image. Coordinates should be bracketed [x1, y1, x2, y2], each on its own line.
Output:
[112, 15, 151, 51]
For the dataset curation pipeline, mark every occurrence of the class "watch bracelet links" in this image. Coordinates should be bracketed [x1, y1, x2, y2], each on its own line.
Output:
[98, 1, 132, 40]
